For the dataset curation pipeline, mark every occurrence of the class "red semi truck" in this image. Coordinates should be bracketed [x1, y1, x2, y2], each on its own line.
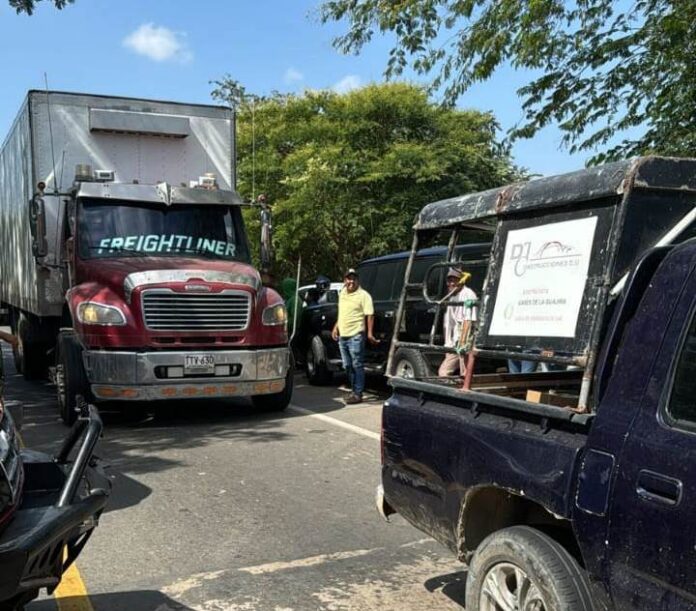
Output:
[0, 91, 292, 424]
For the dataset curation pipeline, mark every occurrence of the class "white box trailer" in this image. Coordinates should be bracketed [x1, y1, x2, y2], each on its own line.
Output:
[0, 91, 235, 318]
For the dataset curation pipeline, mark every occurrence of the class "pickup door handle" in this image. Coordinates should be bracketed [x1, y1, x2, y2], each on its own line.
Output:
[636, 470, 683, 506]
[384, 311, 394, 319]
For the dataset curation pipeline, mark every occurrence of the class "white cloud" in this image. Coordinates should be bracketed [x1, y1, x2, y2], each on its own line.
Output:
[123, 23, 193, 63]
[284, 68, 304, 84]
[333, 75, 362, 94]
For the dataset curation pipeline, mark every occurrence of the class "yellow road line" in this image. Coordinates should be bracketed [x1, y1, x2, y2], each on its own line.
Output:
[54, 549, 93, 611]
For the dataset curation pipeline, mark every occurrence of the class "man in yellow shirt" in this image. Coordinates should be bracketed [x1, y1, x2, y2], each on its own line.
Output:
[331, 268, 377, 404]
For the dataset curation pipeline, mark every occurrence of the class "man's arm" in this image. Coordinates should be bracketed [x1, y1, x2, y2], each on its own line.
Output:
[0, 330, 18, 347]
[362, 291, 377, 344]
[366, 314, 378, 344]
[331, 323, 339, 341]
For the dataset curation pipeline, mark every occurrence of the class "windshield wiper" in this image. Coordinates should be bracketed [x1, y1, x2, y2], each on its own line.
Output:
[85, 245, 149, 256]
[169, 247, 227, 258]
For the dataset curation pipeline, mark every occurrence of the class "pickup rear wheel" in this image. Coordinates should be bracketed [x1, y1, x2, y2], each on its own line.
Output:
[56, 332, 91, 426]
[392, 347, 430, 380]
[306, 336, 332, 385]
[465, 526, 593, 611]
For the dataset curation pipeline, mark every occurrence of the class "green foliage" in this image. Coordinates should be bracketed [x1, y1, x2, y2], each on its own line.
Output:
[213, 80, 518, 280]
[320, 0, 696, 163]
[9, 0, 72, 14]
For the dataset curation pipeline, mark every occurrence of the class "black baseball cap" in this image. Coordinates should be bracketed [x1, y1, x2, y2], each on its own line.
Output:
[344, 268, 358, 278]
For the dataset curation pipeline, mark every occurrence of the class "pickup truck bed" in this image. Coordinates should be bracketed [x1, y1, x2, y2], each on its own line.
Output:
[382, 378, 592, 557]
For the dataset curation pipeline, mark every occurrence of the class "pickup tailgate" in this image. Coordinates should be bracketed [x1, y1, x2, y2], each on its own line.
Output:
[382, 379, 592, 554]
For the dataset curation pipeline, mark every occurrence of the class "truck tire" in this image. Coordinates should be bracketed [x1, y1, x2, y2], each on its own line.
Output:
[465, 526, 594, 611]
[392, 347, 430, 380]
[56, 332, 91, 426]
[252, 357, 294, 412]
[14, 312, 49, 380]
[10, 311, 23, 375]
[306, 336, 332, 385]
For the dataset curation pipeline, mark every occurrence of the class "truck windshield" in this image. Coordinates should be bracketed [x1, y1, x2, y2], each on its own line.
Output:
[77, 199, 250, 262]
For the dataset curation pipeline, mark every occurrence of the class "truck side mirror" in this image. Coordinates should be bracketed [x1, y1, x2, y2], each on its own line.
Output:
[65, 237, 74, 262]
[259, 201, 273, 272]
[29, 195, 48, 258]
[423, 263, 446, 302]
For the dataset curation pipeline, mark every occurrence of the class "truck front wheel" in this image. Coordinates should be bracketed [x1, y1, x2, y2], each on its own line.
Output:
[56, 332, 91, 426]
[465, 526, 593, 611]
[306, 336, 332, 385]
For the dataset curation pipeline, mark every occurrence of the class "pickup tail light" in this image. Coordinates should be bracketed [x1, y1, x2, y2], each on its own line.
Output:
[381, 402, 387, 465]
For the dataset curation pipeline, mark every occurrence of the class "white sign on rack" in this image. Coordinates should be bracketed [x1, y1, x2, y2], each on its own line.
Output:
[489, 216, 598, 338]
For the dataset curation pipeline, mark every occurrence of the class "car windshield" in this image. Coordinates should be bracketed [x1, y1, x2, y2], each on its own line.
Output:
[77, 198, 250, 262]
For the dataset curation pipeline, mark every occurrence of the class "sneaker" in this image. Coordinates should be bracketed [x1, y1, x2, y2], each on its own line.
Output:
[344, 393, 363, 405]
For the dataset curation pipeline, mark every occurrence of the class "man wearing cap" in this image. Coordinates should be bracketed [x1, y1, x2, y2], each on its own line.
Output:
[439, 268, 478, 379]
[331, 269, 376, 404]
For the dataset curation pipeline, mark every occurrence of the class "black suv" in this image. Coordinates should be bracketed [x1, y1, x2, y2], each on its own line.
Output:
[293, 244, 490, 384]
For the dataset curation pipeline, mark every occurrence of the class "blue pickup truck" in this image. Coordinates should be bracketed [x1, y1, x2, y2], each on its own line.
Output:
[378, 157, 696, 610]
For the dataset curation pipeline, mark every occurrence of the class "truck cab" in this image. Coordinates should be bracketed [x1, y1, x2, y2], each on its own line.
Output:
[54, 176, 291, 424]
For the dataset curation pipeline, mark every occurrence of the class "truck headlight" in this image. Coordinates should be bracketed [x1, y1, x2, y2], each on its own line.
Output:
[262, 303, 287, 326]
[77, 302, 127, 326]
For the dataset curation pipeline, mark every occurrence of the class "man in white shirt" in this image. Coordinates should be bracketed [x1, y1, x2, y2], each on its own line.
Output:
[438, 268, 477, 378]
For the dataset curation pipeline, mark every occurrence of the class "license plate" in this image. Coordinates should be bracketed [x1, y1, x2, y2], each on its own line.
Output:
[184, 354, 215, 375]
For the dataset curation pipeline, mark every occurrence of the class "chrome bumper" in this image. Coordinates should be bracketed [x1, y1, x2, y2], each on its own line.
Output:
[82, 347, 289, 401]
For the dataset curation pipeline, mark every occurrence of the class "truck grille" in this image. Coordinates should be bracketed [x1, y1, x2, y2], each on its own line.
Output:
[142, 289, 251, 331]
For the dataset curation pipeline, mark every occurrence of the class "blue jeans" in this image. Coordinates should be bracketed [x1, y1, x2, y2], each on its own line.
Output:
[508, 359, 537, 374]
[338, 333, 365, 396]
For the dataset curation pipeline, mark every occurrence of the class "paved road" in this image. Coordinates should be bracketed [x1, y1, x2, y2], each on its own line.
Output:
[3, 345, 468, 610]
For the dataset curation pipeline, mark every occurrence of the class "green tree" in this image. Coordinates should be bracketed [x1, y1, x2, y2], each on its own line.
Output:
[9, 0, 72, 14]
[320, 0, 696, 162]
[213, 80, 518, 280]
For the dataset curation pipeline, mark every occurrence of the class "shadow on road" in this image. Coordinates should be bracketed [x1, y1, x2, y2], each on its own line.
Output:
[424, 569, 468, 607]
[29, 590, 194, 610]
[289, 371, 390, 416]
[2, 344, 298, 516]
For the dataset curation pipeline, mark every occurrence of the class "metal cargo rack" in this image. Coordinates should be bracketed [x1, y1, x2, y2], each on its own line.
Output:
[387, 156, 696, 412]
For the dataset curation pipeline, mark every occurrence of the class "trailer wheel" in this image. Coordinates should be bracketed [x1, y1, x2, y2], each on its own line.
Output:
[252, 356, 294, 412]
[306, 336, 332, 385]
[465, 526, 593, 611]
[392, 347, 430, 380]
[14, 312, 48, 380]
[56, 332, 90, 426]
[10, 311, 23, 375]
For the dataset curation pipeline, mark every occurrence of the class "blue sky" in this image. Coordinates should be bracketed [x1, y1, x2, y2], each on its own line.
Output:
[0, 0, 592, 176]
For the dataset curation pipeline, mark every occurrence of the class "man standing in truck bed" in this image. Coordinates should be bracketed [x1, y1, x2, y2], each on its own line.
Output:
[438, 267, 477, 379]
[332, 268, 376, 404]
